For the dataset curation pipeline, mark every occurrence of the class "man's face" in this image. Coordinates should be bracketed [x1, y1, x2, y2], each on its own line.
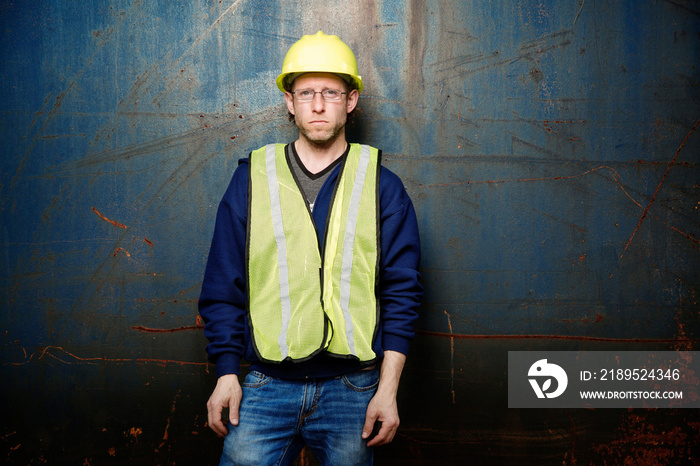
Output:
[284, 73, 359, 146]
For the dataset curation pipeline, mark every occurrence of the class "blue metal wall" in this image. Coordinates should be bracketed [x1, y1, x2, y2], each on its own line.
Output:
[2, 1, 698, 464]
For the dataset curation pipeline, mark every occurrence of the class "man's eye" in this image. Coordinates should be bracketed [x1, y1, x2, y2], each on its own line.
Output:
[324, 90, 340, 98]
[298, 90, 314, 98]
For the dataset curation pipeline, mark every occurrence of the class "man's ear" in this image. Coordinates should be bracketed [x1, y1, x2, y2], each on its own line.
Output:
[284, 91, 295, 115]
[346, 89, 359, 114]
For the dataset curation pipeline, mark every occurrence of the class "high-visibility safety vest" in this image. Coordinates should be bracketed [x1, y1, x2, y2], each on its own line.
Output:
[247, 143, 380, 364]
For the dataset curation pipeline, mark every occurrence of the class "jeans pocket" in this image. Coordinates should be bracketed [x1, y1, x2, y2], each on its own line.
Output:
[242, 370, 271, 388]
[341, 368, 380, 392]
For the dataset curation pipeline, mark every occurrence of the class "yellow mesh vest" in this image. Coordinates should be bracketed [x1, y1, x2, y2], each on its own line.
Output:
[247, 143, 379, 363]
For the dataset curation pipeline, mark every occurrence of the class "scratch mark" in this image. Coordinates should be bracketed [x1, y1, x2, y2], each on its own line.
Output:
[131, 324, 204, 333]
[417, 165, 612, 188]
[150, 0, 247, 106]
[520, 30, 573, 51]
[542, 120, 584, 141]
[35, 133, 87, 139]
[662, 0, 700, 16]
[156, 390, 180, 452]
[50, 105, 287, 174]
[621, 119, 700, 257]
[92, 207, 127, 229]
[113, 247, 131, 257]
[415, 331, 700, 344]
[431, 30, 573, 83]
[3, 346, 211, 368]
[177, 0, 246, 61]
[656, 217, 700, 246]
[144, 237, 154, 247]
[417, 163, 698, 245]
[573, 0, 585, 25]
[512, 135, 564, 158]
[444, 311, 456, 404]
[134, 298, 198, 303]
[565, 410, 578, 463]
[528, 206, 587, 233]
[446, 30, 478, 41]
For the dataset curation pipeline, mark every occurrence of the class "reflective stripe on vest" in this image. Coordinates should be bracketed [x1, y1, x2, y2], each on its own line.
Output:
[247, 143, 379, 363]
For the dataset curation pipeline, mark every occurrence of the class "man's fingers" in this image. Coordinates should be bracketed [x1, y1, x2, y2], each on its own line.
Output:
[361, 409, 378, 440]
[211, 418, 229, 438]
[363, 405, 399, 447]
[366, 420, 397, 447]
[207, 401, 228, 437]
[228, 393, 240, 427]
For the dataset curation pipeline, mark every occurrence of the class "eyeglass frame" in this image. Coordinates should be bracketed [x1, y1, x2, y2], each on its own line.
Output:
[289, 88, 348, 102]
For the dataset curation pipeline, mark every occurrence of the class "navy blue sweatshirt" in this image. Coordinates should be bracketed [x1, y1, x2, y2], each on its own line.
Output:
[199, 145, 422, 379]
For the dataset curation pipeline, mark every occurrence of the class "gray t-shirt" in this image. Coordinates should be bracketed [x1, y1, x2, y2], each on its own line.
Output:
[287, 143, 348, 211]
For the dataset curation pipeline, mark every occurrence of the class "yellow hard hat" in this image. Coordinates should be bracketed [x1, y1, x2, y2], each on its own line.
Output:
[276, 31, 363, 94]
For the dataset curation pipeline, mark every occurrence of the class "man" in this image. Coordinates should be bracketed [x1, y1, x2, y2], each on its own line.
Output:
[199, 31, 422, 465]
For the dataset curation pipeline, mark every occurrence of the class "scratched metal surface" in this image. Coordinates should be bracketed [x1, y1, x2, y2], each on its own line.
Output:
[1, 0, 699, 464]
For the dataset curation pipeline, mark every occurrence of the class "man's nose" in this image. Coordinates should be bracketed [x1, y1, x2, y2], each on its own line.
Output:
[310, 92, 325, 111]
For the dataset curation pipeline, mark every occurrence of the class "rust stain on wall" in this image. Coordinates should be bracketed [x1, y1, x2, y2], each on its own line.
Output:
[592, 411, 699, 465]
[91, 207, 127, 229]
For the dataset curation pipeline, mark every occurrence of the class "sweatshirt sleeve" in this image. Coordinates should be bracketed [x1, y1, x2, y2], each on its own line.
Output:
[198, 161, 249, 378]
[377, 166, 423, 356]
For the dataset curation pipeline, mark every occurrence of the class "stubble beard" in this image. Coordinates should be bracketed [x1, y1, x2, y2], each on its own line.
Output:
[295, 115, 347, 147]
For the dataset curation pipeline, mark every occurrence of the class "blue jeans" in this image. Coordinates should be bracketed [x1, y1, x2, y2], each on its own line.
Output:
[220, 368, 379, 466]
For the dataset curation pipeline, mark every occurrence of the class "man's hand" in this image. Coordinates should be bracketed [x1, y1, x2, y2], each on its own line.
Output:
[362, 351, 406, 447]
[362, 385, 400, 447]
[206, 374, 242, 437]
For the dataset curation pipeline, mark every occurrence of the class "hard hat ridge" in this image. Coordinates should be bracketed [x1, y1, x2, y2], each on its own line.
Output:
[276, 31, 363, 93]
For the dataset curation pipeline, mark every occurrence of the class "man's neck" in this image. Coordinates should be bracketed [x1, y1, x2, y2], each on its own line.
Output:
[294, 135, 348, 175]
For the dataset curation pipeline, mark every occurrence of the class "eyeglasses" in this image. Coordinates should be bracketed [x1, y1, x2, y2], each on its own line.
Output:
[290, 89, 347, 102]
